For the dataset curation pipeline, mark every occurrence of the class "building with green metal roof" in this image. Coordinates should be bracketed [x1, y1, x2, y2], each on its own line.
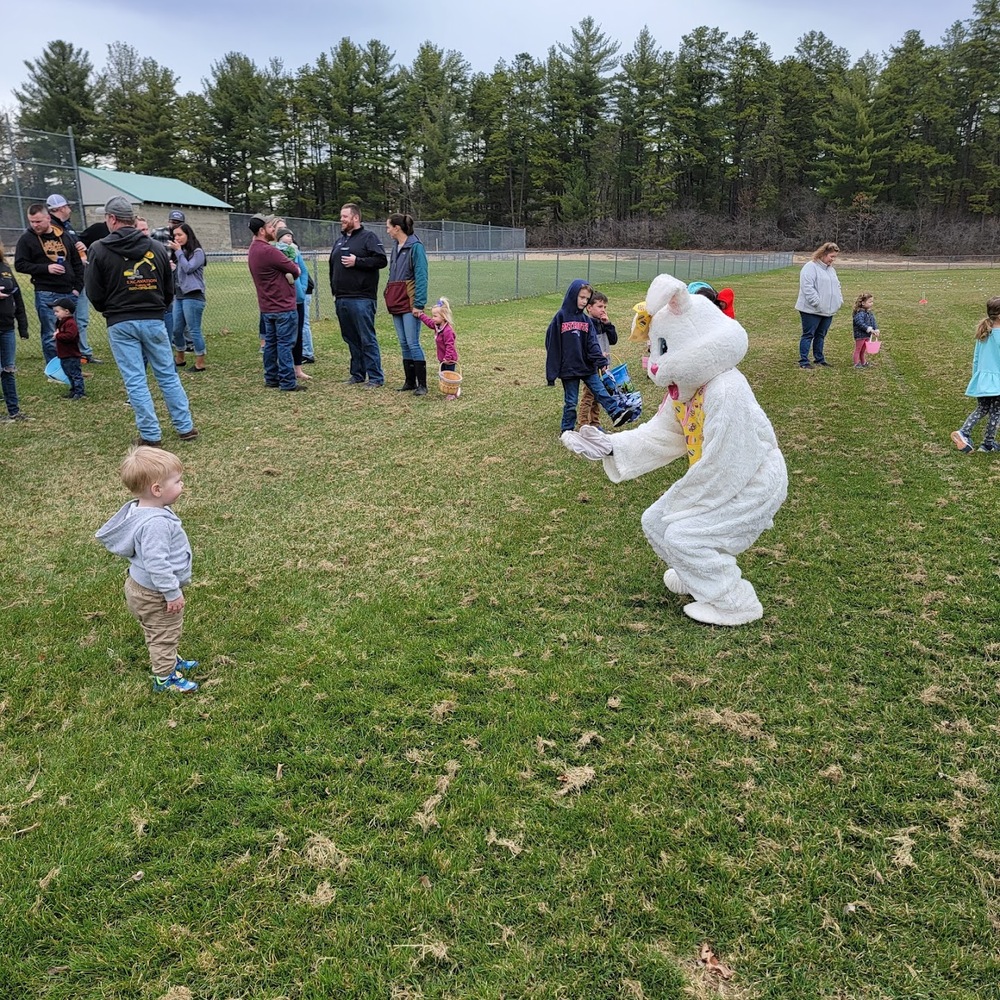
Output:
[79, 167, 234, 250]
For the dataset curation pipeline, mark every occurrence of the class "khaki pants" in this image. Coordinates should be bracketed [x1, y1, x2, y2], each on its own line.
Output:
[124, 576, 184, 679]
[576, 383, 602, 428]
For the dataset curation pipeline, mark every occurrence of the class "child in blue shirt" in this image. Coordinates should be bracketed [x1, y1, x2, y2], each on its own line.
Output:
[951, 296, 1000, 453]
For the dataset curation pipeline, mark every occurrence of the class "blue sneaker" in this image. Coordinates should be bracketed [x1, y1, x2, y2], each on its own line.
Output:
[612, 406, 637, 428]
[978, 442, 998, 453]
[152, 670, 199, 693]
[951, 430, 974, 453]
[175, 656, 199, 673]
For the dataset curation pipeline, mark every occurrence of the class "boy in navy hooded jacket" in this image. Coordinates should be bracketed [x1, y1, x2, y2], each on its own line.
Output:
[545, 279, 636, 433]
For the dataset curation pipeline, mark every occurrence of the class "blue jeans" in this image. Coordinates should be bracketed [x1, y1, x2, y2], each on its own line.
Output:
[60, 356, 85, 396]
[799, 312, 833, 365]
[336, 298, 383, 384]
[34, 290, 67, 363]
[391, 311, 425, 362]
[171, 297, 206, 355]
[561, 373, 624, 432]
[0, 327, 19, 415]
[261, 310, 298, 389]
[73, 291, 96, 359]
[302, 302, 314, 358]
[107, 319, 194, 441]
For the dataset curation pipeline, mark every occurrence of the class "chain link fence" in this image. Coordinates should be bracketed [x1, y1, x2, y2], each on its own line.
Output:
[7, 248, 794, 346]
[1, 118, 84, 251]
[227, 214, 525, 253]
[182, 247, 792, 330]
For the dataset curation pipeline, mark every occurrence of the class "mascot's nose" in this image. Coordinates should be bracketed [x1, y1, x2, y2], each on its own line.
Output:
[649, 363, 659, 376]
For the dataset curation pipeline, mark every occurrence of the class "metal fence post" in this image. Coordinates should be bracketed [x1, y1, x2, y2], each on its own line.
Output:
[310, 255, 320, 320]
[515, 252, 520, 299]
[555, 252, 560, 291]
[466, 253, 472, 305]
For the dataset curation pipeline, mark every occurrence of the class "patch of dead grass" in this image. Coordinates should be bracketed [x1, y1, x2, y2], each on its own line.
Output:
[556, 766, 596, 796]
[302, 834, 350, 874]
[690, 708, 774, 745]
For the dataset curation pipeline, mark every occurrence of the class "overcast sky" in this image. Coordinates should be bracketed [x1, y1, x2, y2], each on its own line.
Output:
[2, 0, 974, 115]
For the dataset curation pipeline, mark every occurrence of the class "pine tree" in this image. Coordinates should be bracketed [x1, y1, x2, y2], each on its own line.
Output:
[15, 41, 99, 160]
[612, 28, 675, 217]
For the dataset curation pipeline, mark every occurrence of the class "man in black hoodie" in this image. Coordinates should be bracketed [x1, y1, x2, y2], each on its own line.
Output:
[86, 196, 197, 447]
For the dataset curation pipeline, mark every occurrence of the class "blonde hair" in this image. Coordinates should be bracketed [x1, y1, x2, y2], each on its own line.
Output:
[976, 297, 1000, 341]
[811, 241, 840, 261]
[432, 296, 454, 327]
[852, 291, 873, 314]
[0, 238, 5, 261]
[119, 446, 183, 494]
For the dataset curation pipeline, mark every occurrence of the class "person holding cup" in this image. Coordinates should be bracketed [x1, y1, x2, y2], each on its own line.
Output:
[328, 203, 388, 387]
[14, 203, 84, 363]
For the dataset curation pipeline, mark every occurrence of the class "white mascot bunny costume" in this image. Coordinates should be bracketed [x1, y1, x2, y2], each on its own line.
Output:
[561, 274, 787, 626]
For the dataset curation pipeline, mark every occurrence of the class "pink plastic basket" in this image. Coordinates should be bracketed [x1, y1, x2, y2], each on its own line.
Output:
[866, 335, 881, 355]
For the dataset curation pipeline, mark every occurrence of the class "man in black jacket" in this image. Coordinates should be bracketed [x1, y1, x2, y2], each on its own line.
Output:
[328, 203, 387, 387]
[86, 196, 197, 446]
[14, 203, 85, 364]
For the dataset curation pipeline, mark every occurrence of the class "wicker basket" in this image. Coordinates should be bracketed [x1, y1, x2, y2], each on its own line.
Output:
[438, 367, 463, 396]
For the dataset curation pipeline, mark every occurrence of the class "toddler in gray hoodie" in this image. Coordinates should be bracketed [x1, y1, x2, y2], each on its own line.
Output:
[96, 446, 199, 692]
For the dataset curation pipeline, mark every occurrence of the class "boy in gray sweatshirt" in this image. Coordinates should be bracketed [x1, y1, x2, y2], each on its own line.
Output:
[96, 446, 199, 692]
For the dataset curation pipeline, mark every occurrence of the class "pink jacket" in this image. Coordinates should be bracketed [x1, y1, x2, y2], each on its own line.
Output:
[416, 312, 458, 364]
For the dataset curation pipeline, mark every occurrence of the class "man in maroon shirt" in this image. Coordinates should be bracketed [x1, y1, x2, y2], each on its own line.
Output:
[247, 214, 303, 391]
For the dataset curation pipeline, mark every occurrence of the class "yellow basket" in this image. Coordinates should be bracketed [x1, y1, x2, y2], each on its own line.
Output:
[438, 367, 463, 396]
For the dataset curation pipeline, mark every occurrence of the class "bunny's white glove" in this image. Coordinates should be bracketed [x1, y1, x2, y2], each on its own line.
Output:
[561, 426, 614, 460]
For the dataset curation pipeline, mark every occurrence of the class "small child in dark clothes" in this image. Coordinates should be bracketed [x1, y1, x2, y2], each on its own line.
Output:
[852, 292, 880, 368]
[53, 296, 85, 399]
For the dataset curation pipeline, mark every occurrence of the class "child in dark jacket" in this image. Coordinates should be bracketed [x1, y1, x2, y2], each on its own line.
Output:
[852, 292, 879, 368]
[53, 296, 85, 399]
[546, 279, 636, 433]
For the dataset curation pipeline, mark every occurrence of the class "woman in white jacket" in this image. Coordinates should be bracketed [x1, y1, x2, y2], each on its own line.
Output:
[795, 241, 843, 369]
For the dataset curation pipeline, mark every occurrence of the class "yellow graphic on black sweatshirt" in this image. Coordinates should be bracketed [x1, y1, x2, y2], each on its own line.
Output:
[123, 251, 159, 291]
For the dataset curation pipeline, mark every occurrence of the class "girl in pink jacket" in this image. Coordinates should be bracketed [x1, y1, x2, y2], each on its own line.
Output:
[414, 296, 460, 398]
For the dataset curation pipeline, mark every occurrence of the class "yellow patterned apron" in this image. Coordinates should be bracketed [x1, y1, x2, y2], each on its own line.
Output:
[671, 386, 706, 465]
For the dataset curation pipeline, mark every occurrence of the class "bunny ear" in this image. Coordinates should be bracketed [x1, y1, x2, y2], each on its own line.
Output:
[644, 273, 685, 316]
[667, 280, 692, 316]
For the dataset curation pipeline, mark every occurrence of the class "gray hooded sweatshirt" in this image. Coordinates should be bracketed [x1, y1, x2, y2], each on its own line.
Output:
[96, 500, 192, 601]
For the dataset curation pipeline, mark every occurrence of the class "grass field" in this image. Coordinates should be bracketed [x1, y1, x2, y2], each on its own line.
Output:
[1, 265, 999, 1000]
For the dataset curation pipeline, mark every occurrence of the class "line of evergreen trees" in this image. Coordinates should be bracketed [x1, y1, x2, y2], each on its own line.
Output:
[13, 3, 1000, 252]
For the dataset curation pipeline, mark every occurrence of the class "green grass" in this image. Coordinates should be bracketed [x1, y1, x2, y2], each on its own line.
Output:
[2, 266, 999, 999]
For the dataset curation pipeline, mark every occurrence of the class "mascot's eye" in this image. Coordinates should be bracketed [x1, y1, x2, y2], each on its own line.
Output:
[657, 337, 668, 356]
